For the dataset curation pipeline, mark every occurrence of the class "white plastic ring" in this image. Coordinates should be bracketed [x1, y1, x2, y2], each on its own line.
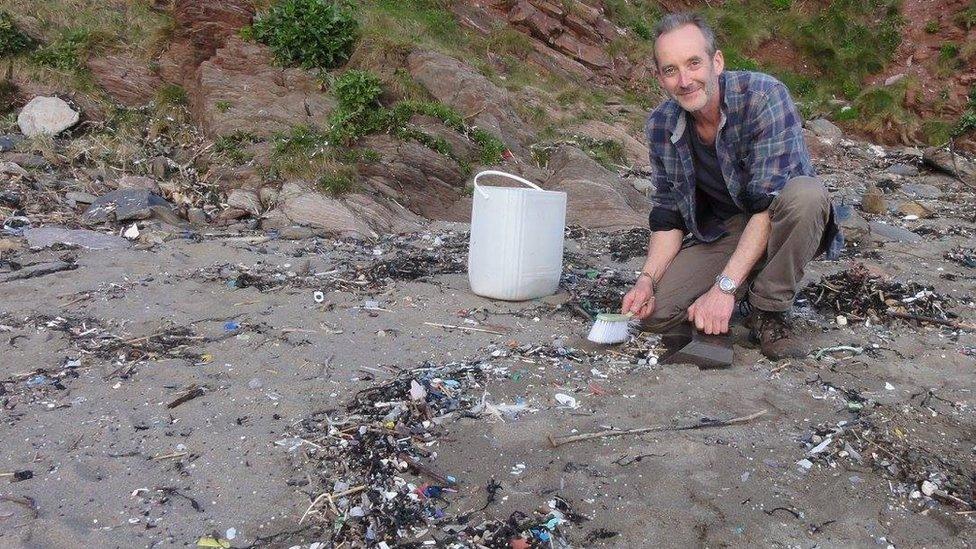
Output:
[313, 291, 325, 303]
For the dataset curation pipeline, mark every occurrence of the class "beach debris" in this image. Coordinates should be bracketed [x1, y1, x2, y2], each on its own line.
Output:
[285, 359, 577, 546]
[801, 263, 955, 324]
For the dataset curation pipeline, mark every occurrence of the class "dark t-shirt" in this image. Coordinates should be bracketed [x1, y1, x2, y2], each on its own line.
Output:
[689, 125, 741, 225]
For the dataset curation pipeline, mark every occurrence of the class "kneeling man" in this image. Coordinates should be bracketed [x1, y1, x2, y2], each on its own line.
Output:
[621, 12, 842, 359]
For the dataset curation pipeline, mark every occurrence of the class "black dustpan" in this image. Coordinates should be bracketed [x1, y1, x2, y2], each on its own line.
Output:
[660, 324, 734, 369]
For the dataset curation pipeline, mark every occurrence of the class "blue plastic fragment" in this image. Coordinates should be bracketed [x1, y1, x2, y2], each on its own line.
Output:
[224, 321, 240, 331]
[446, 475, 457, 485]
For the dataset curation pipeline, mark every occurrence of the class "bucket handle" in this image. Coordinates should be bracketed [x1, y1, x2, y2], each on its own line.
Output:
[473, 170, 542, 199]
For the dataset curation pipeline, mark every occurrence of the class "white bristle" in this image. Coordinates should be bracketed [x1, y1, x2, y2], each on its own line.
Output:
[586, 314, 633, 344]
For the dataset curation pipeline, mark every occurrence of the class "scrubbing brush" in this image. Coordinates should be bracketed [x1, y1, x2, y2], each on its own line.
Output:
[586, 312, 635, 344]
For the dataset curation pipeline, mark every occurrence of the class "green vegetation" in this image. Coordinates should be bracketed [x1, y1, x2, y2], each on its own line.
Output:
[602, 0, 661, 41]
[955, 0, 976, 29]
[937, 42, 961, 72]
[317, 169, 356, 195]
[156, 83, 188, 107]
[214, 131, 258, 164]
[0, 11, 34, 56]
[952, 86, 976, 138]
[215, 100, 232, 113]
[251, 0, 359, 71]
[31, 28, 105, 71]
[924, 20, 940, 33]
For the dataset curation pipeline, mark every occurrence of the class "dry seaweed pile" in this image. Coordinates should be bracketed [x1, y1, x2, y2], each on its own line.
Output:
[289, 360, 574, 547]
[607, 228, 650, 262]
[196, 231, 470, 293]
[801, 264, 955, 322]
[945, 247, 976, 269]
[363, 232, 468, 283]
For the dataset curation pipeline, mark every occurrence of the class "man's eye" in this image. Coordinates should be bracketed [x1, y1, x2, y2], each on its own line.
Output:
[664, 67, 675, 76]
[690, 59, 700, 67]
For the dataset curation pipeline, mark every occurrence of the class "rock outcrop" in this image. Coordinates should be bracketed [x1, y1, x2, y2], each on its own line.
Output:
[544, 145, 646, 228]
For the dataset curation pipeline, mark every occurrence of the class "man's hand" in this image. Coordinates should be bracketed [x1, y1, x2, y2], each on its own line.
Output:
[621, 278, 656, 320]
[687, 286, 736, 335]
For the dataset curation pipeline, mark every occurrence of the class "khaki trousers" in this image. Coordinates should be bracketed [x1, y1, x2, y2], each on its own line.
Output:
[640, 176, 830, 333]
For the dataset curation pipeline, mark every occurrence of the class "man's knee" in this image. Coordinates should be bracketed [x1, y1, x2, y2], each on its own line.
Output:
[772, 176, 829, 217]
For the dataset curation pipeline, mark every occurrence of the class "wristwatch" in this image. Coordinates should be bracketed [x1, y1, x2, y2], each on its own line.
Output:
[715, 274, 737, 295]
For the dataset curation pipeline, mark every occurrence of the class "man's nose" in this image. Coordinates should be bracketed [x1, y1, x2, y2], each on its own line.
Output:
[677, 69, 691, 88]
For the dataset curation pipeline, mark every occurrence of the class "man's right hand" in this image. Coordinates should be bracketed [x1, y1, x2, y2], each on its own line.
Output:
[621, 277, 656, 320]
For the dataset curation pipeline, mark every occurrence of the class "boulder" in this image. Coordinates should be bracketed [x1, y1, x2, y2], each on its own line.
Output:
[0, 161, 29, 178]
[115, 175, 160, 193]
[886, 163, 919, 177]
[358, 134, 467, 221]
[227, 188, 262, 215]
[187, 208, 208, 225]
[901, 182, 941, 199]
[896, 200, 934, 219]
[24, 227, 129, 251]
[190, 36, 336, 137]
[407, 50, 534, 157]
[868, 221, 923, 243]
[2, 153, 49, 170]
[922, 147, 976, 186]
[88, 55, 162, 106]
[65, 191, 97, 205]
[545, 146, 646, 229]
[275, 181, 374, 237]
[17, 96, 80, 137]
[158, 0, 255, 85]
[833, 204, 870, 244]
[0, 134, 24, 153]
[805, 118, 842, 142]
[860, 182, 886, 214]
[82, 189, 175, 224]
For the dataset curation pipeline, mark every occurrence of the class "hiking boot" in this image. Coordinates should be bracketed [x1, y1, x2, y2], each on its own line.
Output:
[746, 309, 812, 360]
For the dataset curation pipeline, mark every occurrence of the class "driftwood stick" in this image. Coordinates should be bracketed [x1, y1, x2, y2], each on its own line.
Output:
[424, 322, 506, 335]
[547, 409, 768, 448]
[886, 310, 976, 330]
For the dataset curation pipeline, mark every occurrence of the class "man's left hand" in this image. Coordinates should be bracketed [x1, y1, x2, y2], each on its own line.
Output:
[687, 286, 736, 335]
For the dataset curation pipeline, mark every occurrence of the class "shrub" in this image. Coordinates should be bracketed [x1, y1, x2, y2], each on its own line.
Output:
[0, 11, 34, 56]
[333, 69, 383, 112]
[31, 28, 95, 71]
[924, 20, 940, 33]
[252, 0, 359, 71]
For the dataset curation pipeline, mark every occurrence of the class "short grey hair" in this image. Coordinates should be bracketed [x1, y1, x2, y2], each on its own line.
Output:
[651, 12, 718, 69]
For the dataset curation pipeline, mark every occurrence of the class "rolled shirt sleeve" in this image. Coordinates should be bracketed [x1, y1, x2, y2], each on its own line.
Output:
[647, 151, 687, 233]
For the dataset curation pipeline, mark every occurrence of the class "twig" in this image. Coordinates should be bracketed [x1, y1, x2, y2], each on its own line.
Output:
[166, 385, 206, 409]
[548, 409, 767, 448]
[0, 495, 38, 519]
[150, 451, 188, 461]
[299, 485, 367, 524]
[0, 261, 76, 282]
[424, 322, 506, 335]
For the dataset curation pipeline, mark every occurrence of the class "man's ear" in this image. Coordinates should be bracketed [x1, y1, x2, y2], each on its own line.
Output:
[713, 49, 725, 74]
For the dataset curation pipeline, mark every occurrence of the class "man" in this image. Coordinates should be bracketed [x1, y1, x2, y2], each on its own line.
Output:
[620, 12, 841, 360]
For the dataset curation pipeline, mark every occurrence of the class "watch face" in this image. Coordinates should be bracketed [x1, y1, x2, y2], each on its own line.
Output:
[720, 277, 735, 292]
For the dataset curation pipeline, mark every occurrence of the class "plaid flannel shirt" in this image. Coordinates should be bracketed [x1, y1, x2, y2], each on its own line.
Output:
[645, 71, 842, 259]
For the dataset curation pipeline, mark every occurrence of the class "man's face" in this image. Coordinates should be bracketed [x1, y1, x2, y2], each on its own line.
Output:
[654, 24, 724, 114]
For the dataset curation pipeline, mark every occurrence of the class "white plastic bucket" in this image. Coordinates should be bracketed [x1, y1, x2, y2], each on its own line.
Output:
[468, 170, 566, 301]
